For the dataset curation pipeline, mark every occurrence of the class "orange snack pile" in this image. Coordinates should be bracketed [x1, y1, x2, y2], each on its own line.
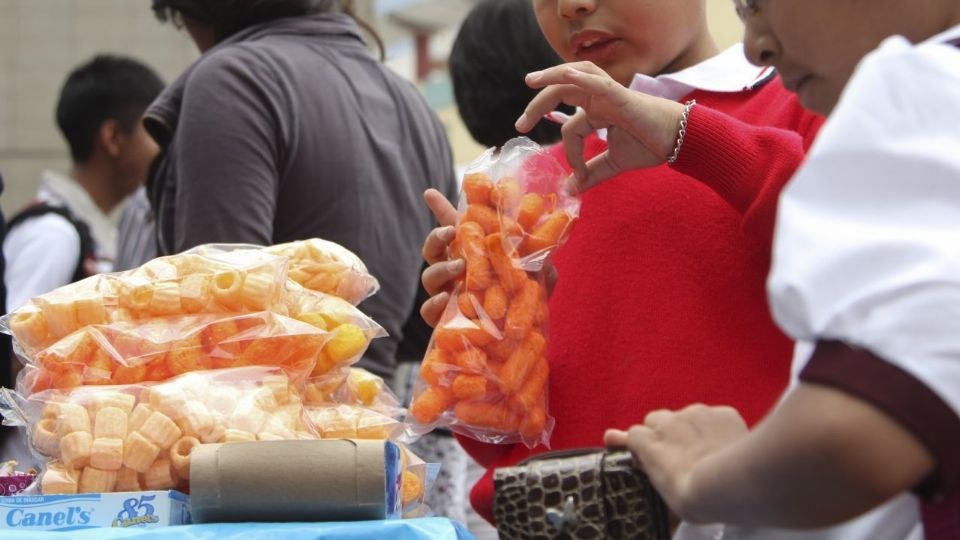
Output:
[264, 238, 380, 305]
[408, 138, 579, 447]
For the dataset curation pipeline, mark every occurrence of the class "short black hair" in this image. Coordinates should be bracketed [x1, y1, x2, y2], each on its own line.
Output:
[450, 0, 572, 148]
[151, 0, 382, 55]
[56, 55, 165, 163]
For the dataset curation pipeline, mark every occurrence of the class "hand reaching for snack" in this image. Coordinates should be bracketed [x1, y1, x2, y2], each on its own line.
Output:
[515, 61, 687, 192]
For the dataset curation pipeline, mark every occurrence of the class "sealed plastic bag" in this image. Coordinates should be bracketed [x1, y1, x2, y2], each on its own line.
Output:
[18, 312, 330, 394]
[3, 248, 289, 360]
[408, 138, 579, 448]
[264, 239, 380, 305]
[0, 367, 317, 494]
[304, 368, 403, 419]
[305, 404, 407, 441]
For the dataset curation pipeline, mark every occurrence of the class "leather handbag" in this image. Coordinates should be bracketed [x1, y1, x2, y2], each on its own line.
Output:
[493, 449, 670, 540]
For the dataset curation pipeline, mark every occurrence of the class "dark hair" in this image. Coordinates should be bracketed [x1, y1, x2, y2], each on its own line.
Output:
[152, 0, 384, 57]
[56, 55, 165, 163]
[450, 0, 572, 148]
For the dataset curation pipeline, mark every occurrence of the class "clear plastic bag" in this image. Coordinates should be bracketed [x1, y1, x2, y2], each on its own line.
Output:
[2, 248, 289, 360]
[0, 367, 317, 494]
[264, 239, 380, 305]
[407, 138, 579, 448]
[16, 312, 330, 394]
[305, 404, 408, 441]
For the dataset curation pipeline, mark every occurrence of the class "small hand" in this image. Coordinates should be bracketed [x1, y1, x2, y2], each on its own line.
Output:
[605, 404, 749, 522]
[516, 62, 685, 192]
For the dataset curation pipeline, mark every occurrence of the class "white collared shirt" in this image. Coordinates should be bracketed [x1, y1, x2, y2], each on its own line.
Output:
[593, 44, 771, 141]
[3, 170, 120, 311]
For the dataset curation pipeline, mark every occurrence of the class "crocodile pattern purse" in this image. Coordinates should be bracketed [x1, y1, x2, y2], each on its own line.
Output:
[493, 449, 670, 539]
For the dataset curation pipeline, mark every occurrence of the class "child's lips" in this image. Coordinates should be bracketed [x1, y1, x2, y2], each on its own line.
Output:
[574, 38, 624, 65]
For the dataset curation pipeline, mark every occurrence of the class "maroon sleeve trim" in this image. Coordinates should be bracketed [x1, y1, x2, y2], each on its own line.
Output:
[800, 341, 960, 499]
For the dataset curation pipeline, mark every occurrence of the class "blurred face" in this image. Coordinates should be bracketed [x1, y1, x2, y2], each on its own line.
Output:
[533, 0, 713, 86]
[739, 0, 960, 115]
[115, 122, 159, 198]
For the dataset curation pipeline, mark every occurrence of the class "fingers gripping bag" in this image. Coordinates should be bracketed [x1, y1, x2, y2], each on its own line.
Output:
[408, 137, 580, 448]
[2, 248, 289, 361]
[17, 311, 330, 394]
[0, 367, 318, 495]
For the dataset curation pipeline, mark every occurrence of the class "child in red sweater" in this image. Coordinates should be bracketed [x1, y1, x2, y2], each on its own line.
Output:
[419, 0, 822, 525]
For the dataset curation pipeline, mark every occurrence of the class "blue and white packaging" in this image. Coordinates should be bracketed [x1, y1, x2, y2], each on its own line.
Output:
[0, 490, 190, 531]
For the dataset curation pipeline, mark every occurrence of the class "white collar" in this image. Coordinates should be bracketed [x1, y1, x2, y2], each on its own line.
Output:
[628, 44, 772, 101]
[925, 23, 960, 45]
[38, 170, 118, 260]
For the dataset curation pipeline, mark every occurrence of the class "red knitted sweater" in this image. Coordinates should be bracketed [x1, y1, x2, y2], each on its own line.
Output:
[458, 77, 824, 524]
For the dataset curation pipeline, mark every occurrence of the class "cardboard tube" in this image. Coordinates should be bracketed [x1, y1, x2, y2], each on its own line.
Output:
[190, 439, 401, 523]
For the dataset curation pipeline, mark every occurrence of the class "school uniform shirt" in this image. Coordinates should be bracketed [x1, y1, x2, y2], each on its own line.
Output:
[697, 25, 960, 540]
[3, 171, 118, 312]
[115, 186, 156, 271]
[459, 43, 824, 524]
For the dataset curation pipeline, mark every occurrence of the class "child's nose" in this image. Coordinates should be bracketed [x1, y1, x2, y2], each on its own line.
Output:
[743, 19, 780, 68]
[558, 0, 597, 20]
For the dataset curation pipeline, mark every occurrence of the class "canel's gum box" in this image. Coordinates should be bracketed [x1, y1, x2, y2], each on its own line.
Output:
[0, 490, 189, 531]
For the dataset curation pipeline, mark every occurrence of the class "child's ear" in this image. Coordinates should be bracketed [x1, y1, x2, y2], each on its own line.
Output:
[98, 119, 124, 159]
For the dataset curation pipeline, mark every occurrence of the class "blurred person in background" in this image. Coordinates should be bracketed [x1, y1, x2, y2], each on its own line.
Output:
[4, 55, 165, 313]
[1, 55, 163, 466]
[391, 0, 570, 534]
[146, 0, 457, 383]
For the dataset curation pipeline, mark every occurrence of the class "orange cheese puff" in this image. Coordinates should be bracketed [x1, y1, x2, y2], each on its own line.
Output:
[535, 300, 549, 326]
[509, 357, 549, 410]
[519, 405, 547, 441]
[435, 323, 496, 351]
[485, 337, 519, 363]
[517, 193, 546, 231]
[490, 177, 522, 212]
[483, 285, 508, 320]
[457, 222, 493, 291]
[53, 367, 84, 390]
[145, 358, 173, 382]
[485, 234, 527, 294]
[84, 349, 115, 385]
[420, 349, 453, 387]
[454, 347, 488, 374]
[166, 335, 205, 375]
[504, 279, 541, 340]
[452, 374, 488, 400]
[202, 319, 241, 353]
[521, 212, 573, 256]
[464, 204, 500, 235]
[453, 401, 519, 431]
[457, 291, 480, 319]
[401, 470, 424, 506]
[411, 386, 454, 424]
[112, 362, 148, 385]
[499, 331, 547, 394]
[462, 172, 494, 206]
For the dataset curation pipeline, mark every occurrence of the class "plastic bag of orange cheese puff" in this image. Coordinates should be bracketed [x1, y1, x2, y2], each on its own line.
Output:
[304, 368, 405, 418]
[2, 248, 289, 360]
[263, 239, 380, 305]
[16, 312, 330, 395]
[407, 137, 579, 448]
[283, 285, 387, 379]
[0, 367, 318, 495]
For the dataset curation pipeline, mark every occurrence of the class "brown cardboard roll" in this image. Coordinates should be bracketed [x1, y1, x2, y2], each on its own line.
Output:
[190, 439, 400, 523]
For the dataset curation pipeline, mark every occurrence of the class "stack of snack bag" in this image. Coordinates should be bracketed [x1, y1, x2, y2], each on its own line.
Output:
[0, 240, 432, 514]
[407, 137, 580, 448]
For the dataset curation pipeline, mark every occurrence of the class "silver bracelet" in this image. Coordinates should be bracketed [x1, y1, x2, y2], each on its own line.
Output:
[666, 99, 697, 164]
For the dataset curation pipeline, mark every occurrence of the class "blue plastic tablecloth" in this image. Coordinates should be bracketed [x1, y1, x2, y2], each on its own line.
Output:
[0, 518, 475, 540]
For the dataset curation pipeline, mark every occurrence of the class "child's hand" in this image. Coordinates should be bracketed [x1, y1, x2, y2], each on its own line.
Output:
[605, 404, 748, 523]
[516, 62, 686, 192]
[419, 188, 559, 327]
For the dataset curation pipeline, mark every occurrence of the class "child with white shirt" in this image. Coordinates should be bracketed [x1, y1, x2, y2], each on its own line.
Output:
[566, 0, 960, 538]
[418, 0, 823, 527]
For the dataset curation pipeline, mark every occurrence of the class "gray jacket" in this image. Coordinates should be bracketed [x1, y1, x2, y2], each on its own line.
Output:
[145, 13, 457, 378]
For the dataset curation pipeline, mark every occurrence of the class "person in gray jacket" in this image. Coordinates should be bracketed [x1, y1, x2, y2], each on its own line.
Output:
[145, 0, 458, 380]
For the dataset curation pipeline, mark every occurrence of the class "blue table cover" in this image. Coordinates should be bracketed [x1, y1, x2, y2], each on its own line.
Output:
[0, 518, 475, 540]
